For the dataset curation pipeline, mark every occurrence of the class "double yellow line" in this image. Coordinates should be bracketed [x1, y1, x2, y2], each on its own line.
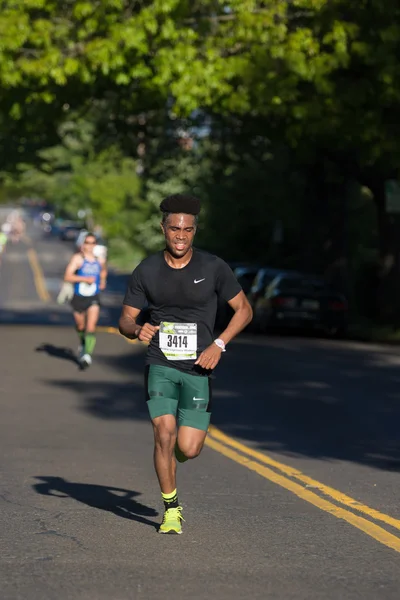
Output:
[206, 426, 400, 553]
[27, 247, 51, 302]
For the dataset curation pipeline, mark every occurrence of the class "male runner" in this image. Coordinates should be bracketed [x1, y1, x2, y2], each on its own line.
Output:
[119, 194, 252, 534]
[64, 232, 107, 368]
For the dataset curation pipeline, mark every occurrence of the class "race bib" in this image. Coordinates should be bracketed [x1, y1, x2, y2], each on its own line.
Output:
[78, 282, 97, 297]
[159, 322, 197, 361]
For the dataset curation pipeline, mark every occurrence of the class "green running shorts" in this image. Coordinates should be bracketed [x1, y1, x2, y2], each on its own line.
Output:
[145, 364, 212, 431]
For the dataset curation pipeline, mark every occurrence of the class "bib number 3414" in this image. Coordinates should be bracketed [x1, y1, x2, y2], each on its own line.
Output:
[159, 322, 197, 360]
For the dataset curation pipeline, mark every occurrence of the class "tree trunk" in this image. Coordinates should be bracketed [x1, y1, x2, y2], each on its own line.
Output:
[371, 180, 400, 326]
[322, 177, 351, 302]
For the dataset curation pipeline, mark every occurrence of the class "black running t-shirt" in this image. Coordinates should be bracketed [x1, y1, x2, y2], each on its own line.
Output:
[123, 248, 242, 374]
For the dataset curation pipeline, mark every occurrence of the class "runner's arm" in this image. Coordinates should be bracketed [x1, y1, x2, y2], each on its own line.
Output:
[119, 305, 159, 341]
[99, 258, 108, 290]
[218, 291, 253, 347]
[195, 291, 252, 369]
[118, 305, 143, 339]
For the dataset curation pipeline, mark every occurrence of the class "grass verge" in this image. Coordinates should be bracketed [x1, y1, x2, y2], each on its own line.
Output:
[348, 319, 400, 345]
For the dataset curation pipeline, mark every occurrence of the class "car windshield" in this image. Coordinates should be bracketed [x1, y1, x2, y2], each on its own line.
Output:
[236, 271, 258, 293]
[261, 274, 277, 286]
[278, 277, 326, 292]
[258, 270, 282, 289]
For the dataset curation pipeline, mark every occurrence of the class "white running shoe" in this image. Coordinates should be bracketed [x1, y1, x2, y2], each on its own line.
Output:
[80, 353, 92, 368]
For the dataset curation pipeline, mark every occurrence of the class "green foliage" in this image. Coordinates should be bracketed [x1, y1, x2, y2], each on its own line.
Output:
[1, 0, 399, 180]
[0, 2, 371, 109]
[107, 237, 143, 272]
[139, 153, 206, 254]
[4, 116, 149, 253]
[1, 0, 400, 321]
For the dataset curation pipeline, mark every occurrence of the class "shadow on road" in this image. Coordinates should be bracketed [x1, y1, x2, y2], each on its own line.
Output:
[28, 324, 400, 474]
[211, 337, 400, 473]
[32, 476, 159, 529]
[42, 336, 400, 474]
[35, 343, 80, 365]
[43, 350, 149, 421]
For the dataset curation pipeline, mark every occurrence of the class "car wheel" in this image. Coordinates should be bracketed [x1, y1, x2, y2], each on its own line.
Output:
[259, 313, 270, 334]
[326, 325, 347, 339]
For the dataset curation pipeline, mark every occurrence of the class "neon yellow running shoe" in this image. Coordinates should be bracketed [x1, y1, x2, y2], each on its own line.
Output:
[158, 506, 184, 534]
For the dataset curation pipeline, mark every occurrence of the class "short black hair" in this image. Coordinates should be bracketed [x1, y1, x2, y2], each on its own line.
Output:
[160, 194, 201, 216]
[162, 212, 199, 227]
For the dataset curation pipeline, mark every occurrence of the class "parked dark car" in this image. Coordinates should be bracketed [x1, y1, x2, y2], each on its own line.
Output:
[234, 265, 262, 295]
[215, 263, 261, 331]
[247, 267, 283, 308]
[60, 223, 83, 241]
[253, 272, 348, 337]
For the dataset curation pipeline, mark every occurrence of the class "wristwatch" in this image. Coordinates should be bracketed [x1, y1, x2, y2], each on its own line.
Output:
[214, 338, 226, 352]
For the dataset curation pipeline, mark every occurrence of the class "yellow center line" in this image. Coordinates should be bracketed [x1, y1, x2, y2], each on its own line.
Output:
[205, 435, 400, 553]
[27, 248, 50, 302]
[207, 425, 400, 532]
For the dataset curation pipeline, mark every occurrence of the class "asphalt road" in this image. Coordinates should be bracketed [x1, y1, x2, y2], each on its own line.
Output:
[1, 209, 400, 600]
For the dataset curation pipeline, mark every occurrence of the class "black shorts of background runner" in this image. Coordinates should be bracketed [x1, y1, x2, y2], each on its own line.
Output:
[70, 294, 101, 313]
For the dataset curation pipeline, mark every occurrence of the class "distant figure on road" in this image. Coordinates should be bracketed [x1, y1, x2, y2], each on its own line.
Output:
[119, 194, 253, 534]
[0, 225, 8, 245]
[7, 210, 25, 243]
[0, 225, 8, 265]
[63, 232, 107, 369]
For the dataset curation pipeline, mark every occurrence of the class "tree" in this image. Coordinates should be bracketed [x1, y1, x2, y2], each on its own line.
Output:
[2, 0, 400, 318]
[5, 115, 149, 259]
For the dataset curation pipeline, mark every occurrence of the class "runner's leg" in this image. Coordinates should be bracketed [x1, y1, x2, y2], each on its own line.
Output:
[176, 426, 208, 459]
[176, 372, 211, 461]
[146, 365, 184, 533]
[73, 311, 85, 356]
[147, 366, 180, 493]
[152, 414, 178, 494]
[84, 303, 100, 357]
[153, 414, 185, 534]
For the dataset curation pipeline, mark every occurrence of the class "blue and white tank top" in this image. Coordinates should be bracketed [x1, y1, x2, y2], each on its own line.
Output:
[74, 258, 102, 297]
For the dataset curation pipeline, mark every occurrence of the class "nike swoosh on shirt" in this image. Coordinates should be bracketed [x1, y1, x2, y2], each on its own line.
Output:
[194, 278, 205, 284]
